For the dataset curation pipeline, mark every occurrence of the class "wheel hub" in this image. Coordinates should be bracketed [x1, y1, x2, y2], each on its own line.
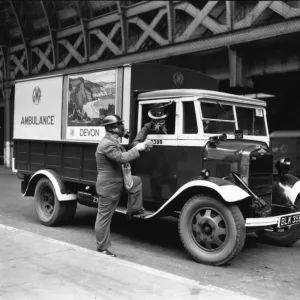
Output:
[203, 224, 213, 235]
[41, 189, 54, 216]
[192, 208, 227, 250]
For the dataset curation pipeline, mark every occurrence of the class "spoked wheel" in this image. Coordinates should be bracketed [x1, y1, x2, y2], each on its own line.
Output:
[192, 207, 228, 251]
[35, 178, 77, 226]
[179, 195, 246, 266]
[256, 197, 300, 246]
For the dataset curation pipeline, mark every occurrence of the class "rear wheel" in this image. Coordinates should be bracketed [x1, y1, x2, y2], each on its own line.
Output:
[35, 178, 77, 226]
[178, 195, 246, 266]
[256, 197, 300, 246]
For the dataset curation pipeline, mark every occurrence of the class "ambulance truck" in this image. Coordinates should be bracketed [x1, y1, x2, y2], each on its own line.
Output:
[13, 63, 300, 265]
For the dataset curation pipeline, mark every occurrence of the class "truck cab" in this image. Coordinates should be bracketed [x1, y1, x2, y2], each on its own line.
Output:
[133, 89, 269, 207]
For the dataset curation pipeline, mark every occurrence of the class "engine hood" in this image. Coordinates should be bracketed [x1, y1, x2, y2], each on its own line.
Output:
[204, 139, 269, 163]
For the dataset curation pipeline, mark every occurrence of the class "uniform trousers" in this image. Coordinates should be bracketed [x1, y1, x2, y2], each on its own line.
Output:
[95, 175, 143, 250]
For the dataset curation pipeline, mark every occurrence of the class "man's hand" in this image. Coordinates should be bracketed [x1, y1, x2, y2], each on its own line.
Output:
[144, 139, 154, 152]
[135, 140, 154, 152]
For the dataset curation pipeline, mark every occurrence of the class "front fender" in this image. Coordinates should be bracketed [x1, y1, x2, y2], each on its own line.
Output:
[144, 177, 250, 219]
[189, 177, 250, 202]
[272, 173, 300, 206]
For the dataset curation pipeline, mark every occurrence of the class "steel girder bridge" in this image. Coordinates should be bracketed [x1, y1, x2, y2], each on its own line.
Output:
[1, 0, 300, 167]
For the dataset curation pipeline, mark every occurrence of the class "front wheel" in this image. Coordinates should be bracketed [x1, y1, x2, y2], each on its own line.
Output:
[35, 178, 77, 226]
[178, 195, 246, 266]
[256, 197, 300, 246]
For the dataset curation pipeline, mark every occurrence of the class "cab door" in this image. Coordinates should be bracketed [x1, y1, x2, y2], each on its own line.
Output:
[177, 99, 206, 187]
[133, 99, 179, 207]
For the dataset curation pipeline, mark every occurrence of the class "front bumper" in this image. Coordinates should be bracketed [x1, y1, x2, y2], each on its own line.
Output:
[245, 211, 299, 228]
[245, 216, 280, 227]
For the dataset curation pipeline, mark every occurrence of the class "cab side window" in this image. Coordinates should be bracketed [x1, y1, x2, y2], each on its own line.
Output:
[141, 101, 176, 135]
[183, 102, 198, 134]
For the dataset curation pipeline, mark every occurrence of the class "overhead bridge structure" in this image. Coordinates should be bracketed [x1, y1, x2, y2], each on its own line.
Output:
[1, 0, 300, 167]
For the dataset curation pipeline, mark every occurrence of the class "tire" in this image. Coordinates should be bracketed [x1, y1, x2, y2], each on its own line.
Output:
[178, 194, 246, 266]
[34, 178, 77, 226]
[256, 197, 300, 246]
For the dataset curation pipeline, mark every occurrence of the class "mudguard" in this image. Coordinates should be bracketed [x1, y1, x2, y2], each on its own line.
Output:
[23, 169, 77, 201]
[272, 174, 300, 206]
[143, 177, 250, 219]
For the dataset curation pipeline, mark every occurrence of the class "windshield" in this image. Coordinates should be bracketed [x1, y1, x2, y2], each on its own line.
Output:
[200, 101, 267, 136]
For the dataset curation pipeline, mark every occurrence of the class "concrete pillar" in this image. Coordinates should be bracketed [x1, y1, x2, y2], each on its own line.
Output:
[4, 88, 11, 169]
[228, 46, 253, 88]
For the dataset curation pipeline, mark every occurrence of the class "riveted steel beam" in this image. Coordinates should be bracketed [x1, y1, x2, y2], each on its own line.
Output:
[166, 1, 174, 43]
[128, 9, 168, 53]
[9, 0, 30, 75]
[7, 0, 300, 54]
[90, 24, 122, 60]
[53, 1, 168, 40]
[0, 7, 8, 48]
[32, 44, 54, 72]
[26, 17, 300, 77]
[0, 46, 7, 81]
[58, 35, 85, 68]
[235, 1, 272, 29]
[40, 0, 57, 68]
[76, 0, 90, 62]
[80, 18, 90, 63]
[117, 1, 127, 53]
[226, 1, 233, 30]
[3, 8, 300, 84]
[10, 52, 27, 76]
[175, 1, 227, 43]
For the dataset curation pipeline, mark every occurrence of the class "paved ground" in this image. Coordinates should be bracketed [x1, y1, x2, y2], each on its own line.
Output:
[0, 223, 260, 300]
[0, 167, 300, 299]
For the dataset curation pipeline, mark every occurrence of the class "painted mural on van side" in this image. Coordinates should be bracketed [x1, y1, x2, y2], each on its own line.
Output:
[66, 69, 116, 141]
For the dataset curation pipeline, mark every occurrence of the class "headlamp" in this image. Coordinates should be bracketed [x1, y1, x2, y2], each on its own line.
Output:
[275, 157, 292, 175]
[200, 169, 210, 179]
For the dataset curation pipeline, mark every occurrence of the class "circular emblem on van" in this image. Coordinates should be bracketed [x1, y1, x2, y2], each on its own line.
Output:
[173, 71, 184, 87]
[280, 144, 288, 153]
[32, 86, 41, 105]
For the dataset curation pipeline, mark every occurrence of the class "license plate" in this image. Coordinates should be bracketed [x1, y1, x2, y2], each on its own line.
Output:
[278, 212, 300, 228]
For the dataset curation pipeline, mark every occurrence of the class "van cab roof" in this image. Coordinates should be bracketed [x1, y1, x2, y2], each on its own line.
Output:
[137, 89, 266, 107]
[270, 130, 300, 138]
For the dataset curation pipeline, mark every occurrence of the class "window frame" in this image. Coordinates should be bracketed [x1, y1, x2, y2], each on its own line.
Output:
[198, 99, 269, 141]
[137, 99, 179, 142]
[178, 99, 202, 140]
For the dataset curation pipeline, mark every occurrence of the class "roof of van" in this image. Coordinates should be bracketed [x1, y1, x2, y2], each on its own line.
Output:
[137, 89, 266, 106]
[270, 130, 300, 138]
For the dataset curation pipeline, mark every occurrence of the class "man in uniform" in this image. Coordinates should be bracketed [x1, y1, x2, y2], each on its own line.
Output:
[95, 114, 153, 257]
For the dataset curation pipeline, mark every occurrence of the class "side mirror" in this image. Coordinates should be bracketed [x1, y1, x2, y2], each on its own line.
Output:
[209, 136, 219, 143]
[200, 169, 210, 179]
[220, 133, 227, 141]
[209, 133, 227, 144]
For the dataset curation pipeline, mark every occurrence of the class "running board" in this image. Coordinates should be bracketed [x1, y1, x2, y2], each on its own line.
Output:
[115, 206, 155, 219]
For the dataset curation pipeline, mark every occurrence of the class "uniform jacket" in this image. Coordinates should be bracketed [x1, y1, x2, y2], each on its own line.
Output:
[95, 133, 140, 197]
[96, 123, 153, 197]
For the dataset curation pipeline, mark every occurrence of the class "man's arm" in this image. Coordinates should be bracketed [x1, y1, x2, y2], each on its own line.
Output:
[102, 144, 140, 164]
[131, 122, 152, 148]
